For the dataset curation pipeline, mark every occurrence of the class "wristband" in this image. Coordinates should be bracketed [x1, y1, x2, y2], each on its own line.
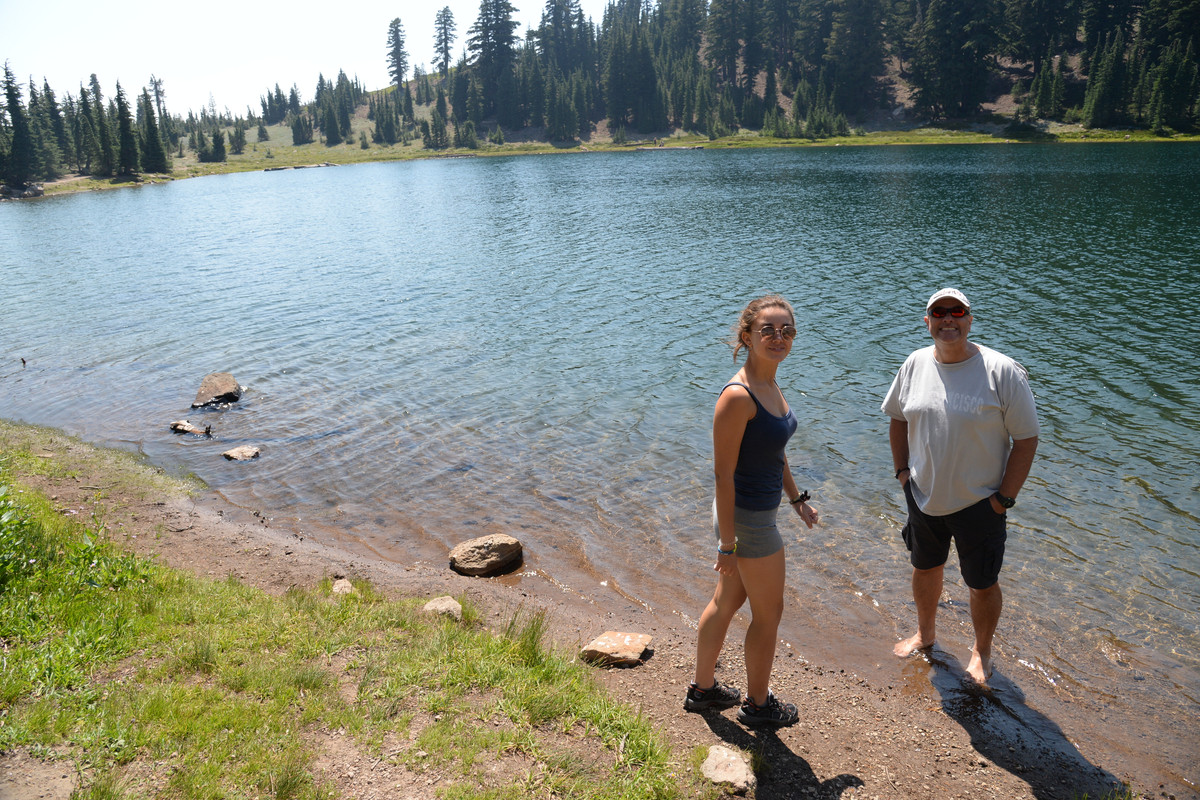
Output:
[789, 491, 810, 505]
[717, 542, 737, 556]
[895, 466, 910, 478]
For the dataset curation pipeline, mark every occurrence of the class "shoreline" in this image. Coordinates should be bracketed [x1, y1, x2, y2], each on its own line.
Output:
[20, 123, 1199, 201]
[1, 417, 1178, 799]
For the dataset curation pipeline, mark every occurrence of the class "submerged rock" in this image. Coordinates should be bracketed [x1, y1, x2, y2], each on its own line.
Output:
[222, 446, 260, 461]
[448, 534, 522, 576]
[192, 372, 243, 408]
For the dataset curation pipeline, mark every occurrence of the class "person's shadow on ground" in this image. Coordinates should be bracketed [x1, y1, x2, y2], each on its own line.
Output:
[917, 648, 1127, 800]
[701, 712, 863, 799]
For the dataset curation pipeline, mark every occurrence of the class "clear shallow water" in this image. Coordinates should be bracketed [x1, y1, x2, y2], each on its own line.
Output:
[2, 144, 1198, 791]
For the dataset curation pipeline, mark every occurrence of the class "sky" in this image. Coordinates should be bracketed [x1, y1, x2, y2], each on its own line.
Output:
[2, 0, 610, 117]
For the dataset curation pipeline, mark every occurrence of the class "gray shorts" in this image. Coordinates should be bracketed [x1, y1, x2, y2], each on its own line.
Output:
[712, 499, 784, 559]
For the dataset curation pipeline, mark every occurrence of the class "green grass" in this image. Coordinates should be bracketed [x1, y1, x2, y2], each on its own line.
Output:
[0, 456, 708, 799]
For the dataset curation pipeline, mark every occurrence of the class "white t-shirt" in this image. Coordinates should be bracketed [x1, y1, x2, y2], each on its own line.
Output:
[881, 344, 1040, 516]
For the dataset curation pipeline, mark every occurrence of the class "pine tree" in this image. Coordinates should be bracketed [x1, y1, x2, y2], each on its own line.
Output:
[387, 18, 409, 89]
[26, 82, 63, 180]
[322, 101, 342, 145]
[1082, 28, 1128, 128]
[706, 0, 741, 85]
[3, 65, 40, 187]
[75, 88, 99, 174]
[825, 0, 885, 114]
[114, 82, 140, 175]
[210, 129, 226, 162]
[88, 76, 116, 176]
[467, 0, 520, 115]
[910, 0, 999, 116]
[230, 120, 247, 155]
[427, 106, 451, 148]
[434, 7, 457, 77]
[138, 89, 170, 172]
[41, 80, 73, 170]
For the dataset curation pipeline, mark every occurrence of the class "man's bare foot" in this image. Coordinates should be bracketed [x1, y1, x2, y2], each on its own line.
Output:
[893, 633, 934, 657]
[966, 648, 993, 685]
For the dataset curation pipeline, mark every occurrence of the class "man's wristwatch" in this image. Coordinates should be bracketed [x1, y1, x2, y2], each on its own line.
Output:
[993, 491, 1016, 509]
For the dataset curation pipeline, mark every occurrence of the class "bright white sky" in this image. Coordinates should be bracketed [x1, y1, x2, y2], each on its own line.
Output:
[2, 0, 609, 117]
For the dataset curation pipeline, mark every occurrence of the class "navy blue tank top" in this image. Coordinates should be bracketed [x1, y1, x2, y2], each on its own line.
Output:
[722, 382, 798, 510]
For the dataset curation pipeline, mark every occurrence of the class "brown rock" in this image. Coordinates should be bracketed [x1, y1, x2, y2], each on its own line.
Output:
[448, 534, 522, 576]
[701, 745, 756, 795]
[192, 372, 243, 408]
[222, 446, 260, 461]
[580, 631, 652, 666]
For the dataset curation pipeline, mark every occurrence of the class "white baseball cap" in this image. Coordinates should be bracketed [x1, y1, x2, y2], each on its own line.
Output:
[926, 288, 971, 311]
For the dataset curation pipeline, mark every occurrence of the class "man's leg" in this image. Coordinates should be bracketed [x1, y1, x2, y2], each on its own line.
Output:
[893, 564, 943, 657]
[966, 581, 1002, 684]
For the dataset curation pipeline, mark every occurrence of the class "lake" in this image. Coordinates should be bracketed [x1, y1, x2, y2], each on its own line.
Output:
[2, 142, 1197, 793]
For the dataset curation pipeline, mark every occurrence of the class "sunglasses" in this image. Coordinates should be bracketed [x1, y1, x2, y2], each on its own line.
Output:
[757, 324, 798, 341]
[928, 305, 969, 318]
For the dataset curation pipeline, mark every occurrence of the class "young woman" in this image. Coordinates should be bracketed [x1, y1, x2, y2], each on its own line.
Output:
[685, 295, 819, 727]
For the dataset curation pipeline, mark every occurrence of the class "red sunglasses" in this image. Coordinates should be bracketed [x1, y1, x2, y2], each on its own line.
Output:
[929, 305, 969, 318]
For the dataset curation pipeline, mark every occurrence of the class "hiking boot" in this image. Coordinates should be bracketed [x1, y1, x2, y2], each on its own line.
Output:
[736, 692, 799, 727]
[684, 680, 742, 712]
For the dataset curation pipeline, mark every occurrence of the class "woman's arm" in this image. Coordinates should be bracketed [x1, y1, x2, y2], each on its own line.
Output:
[783, 458, 819, 528]
[712, 386, 755, 573]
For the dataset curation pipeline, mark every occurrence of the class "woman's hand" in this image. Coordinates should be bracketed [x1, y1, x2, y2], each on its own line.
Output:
[714, 551, 738, 575]
[794, 501, 819, 529]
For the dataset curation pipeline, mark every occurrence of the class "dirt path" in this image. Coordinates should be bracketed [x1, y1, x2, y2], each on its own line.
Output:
[0, 426, 1148, 799]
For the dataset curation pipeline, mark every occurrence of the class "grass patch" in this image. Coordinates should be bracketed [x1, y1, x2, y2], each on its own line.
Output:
[0, 444, 706, 800]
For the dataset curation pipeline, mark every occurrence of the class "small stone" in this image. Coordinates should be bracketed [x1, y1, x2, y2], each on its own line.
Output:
[423, 596, 463, 621]
[701, 745, 756, 795]
[331, 579, 355, 595]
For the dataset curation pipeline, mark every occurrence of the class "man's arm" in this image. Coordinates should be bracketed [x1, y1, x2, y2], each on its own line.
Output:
[992, 435, 1038, 512]
[889, 418, 910, 485]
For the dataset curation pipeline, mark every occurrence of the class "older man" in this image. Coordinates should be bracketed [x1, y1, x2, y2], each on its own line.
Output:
[881, 288, 1039, 684]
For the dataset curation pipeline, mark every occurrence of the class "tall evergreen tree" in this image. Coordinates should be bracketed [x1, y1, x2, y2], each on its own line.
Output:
[88, 75, 116, 176]
[468, 0, 521, 114]
[26, 83, 63, 180]
[3, 65, 39, 186]
[114, 82, 140, 175]
[138, 89, 170, 172]
[1082, 28, 1128, 127]
[824, 0, 885, 113]
[706, 0, 742, 85]
[910, 0, 999, 116]
[74, 88, 99, 174]
[434, 7, 457, 77]
[41, 80, 73, 169]
[387, 18, 410, 89]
